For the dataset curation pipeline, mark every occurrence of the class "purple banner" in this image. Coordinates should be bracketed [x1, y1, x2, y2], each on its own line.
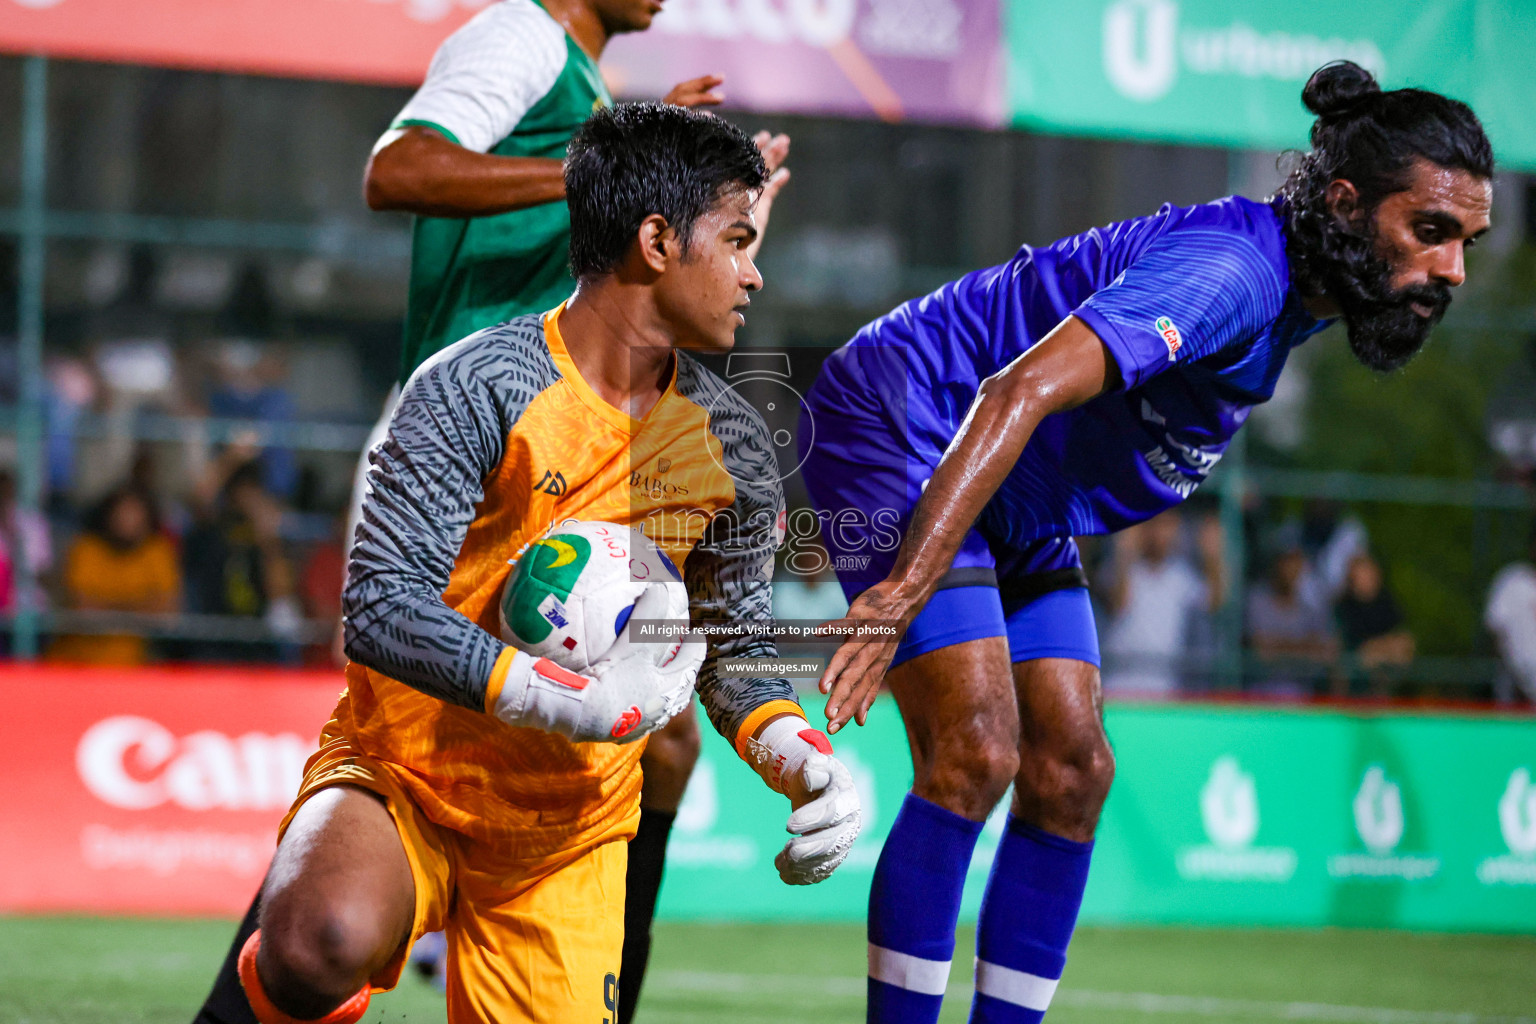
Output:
[603, 0, 1003, 126]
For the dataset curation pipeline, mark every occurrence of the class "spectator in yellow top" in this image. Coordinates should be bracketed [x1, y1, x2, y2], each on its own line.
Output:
[49, 486, 180, 665]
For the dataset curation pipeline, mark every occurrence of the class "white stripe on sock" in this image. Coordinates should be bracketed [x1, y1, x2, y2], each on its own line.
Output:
[867, 944, 952, 996]
[974, 959, 1060, 1011]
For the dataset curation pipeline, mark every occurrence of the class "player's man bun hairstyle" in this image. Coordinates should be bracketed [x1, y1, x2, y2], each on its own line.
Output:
[1294, 60, 1493, 197]
[565, 102, 767, 279]
[1301, 59, 1381, 124]
[1280, 60, 1493, 303]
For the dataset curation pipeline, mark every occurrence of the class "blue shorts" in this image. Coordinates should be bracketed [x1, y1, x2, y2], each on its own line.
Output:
[799, 350, 1100, 669]
[896, 583, 1100, 668]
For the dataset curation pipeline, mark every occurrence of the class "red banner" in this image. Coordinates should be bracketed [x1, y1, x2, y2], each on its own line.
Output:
[0, 0, 485, 84]
[0, 663, 341, 916]
[0, 0, 1002, 124]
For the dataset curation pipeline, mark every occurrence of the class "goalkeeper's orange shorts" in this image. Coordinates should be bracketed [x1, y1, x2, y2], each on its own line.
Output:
[279, 734, 628, 1024]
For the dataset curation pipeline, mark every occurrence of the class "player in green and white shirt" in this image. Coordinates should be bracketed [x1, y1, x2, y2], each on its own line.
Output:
[191, 5, 790, 1024]
[366, 0, 789, 386]
[375, 0, 614, 383]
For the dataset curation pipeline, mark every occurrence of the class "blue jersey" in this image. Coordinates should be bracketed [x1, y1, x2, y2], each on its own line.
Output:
[812, 195, 1330, 550]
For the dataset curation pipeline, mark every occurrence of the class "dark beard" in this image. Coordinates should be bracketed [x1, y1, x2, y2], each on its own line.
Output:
[1316, 226, 1452, 372]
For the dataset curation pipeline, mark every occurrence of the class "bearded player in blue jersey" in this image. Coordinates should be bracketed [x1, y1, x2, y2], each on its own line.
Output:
[800, 62, 1493, 1024]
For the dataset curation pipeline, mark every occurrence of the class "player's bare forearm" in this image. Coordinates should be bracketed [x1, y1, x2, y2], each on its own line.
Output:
[814, 382, 1049, 731]
[891, 315, 1116, 606]
[819, 316, 1117, 732]
[365, 126, 565, 218]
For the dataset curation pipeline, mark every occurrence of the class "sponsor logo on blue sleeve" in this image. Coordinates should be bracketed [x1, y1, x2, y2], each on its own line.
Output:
[1155, 316, 1183, 360]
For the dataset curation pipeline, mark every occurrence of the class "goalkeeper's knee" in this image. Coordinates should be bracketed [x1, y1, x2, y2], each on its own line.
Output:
[237, 931, 371, 1024]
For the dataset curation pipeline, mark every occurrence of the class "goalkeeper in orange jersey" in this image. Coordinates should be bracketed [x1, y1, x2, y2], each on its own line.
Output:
[196, 2, 789, 1017]
[233, 103, 861, 1024]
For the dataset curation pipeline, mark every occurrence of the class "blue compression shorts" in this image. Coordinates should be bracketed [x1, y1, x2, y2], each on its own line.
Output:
[894, 584, 1100, 669]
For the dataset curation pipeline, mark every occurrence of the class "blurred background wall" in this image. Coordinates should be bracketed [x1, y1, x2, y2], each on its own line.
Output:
[1, 0, 1534, 699]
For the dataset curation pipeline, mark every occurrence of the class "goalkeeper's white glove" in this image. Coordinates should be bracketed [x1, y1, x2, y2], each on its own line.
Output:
[745, 715, 862, 884]
[490, 626, 704, 744]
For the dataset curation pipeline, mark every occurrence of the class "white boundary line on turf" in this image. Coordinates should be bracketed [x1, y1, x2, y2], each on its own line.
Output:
[647, 971, 1536, 1024]
[1054, 990, 1536, 1024]
[654, 969, 863, 997]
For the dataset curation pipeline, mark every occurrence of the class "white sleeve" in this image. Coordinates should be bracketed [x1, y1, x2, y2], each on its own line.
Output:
[1486, 569, 1536, 695]
[1485, 568, 1529, 633]
[390, 0, 568, 154]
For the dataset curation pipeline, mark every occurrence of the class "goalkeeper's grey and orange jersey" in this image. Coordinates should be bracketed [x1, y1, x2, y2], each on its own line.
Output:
[337, 309, 800, 852]
[390, 0, 612, 386]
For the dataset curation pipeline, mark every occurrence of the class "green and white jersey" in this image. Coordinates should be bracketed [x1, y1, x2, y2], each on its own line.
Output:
[389, 0, 612, 385]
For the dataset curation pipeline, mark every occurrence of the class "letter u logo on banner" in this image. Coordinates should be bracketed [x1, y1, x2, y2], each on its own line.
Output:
[1104, 0, 1178, 101]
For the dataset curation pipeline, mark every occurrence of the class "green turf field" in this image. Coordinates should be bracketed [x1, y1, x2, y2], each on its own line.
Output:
[2, 916, 1532, 1024]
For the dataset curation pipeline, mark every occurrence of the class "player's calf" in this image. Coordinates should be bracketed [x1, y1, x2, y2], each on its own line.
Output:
[639, 707, 702, 811]
[969, 747, 1106, 1024]
[1010, 657, 1115, 843]
[967, 658, 1110, 1023]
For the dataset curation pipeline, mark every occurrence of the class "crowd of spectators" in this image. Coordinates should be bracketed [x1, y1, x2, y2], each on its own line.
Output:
[1090, 502, 1531, 704]
[2, 298, 1531, 702]
[1099, 510, 1223, 697]
[8, 439, 1536, 704]
[11, 438, 343, 666]
[0, 324, 349, 666]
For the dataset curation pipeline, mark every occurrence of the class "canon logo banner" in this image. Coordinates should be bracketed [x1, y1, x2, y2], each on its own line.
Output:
[76, 715, 309, 812]
[0, 666, 341, 914]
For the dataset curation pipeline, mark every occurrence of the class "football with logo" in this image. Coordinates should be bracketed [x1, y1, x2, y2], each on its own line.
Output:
[498, 521, 688, 673]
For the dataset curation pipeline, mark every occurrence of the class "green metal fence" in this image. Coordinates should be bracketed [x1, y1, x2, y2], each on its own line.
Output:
[1, 56, 1530, 691]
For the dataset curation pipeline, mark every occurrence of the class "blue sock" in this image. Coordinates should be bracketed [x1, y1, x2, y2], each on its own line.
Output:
[867, 794, 985, 1024]
[970, 816, 1093, 1023]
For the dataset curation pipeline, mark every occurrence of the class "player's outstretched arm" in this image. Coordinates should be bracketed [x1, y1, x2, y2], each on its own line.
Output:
[365, 126, 566, 218]
[819, 315, 1118, 732]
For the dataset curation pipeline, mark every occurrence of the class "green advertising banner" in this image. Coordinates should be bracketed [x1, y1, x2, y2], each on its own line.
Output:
[657, 699, 1536, 933]
[1005, 0, 1536, 171]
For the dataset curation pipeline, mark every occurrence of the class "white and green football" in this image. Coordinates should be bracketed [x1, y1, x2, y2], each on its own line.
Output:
[498, 520, 688, 673]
